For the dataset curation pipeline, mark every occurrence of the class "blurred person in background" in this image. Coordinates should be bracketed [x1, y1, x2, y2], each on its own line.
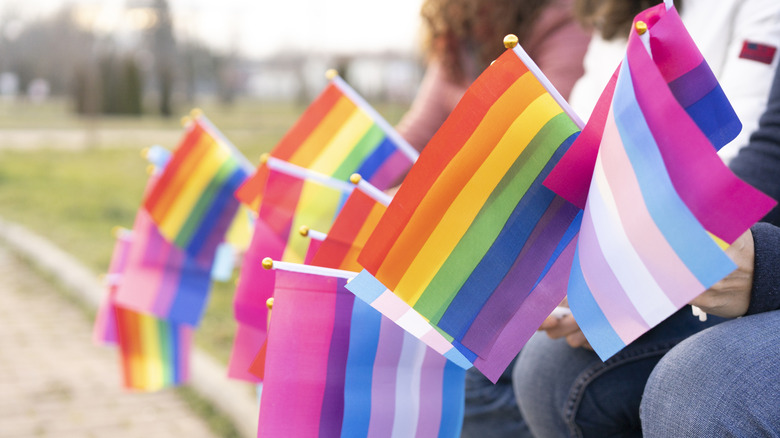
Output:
[513, 0, 780, 437]
[392, 1, 591, 437]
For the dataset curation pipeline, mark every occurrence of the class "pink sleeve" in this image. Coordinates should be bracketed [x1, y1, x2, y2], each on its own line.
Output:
[395, 59, 468, 152]
[522, 0, 591, 100]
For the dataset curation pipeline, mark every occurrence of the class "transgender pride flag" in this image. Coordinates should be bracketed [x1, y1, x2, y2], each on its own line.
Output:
[564, 5, 777, 360]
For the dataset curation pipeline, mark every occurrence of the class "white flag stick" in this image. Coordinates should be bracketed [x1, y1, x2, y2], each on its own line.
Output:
[349, 174, 393, 206]
[262, 257, 358, 280]
[264, 155, 355, 194]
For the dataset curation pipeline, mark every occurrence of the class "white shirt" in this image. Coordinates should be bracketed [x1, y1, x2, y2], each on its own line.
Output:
[568, 0, 780, 163]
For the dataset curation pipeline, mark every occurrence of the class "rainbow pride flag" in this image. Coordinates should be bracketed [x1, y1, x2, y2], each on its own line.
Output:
[307, 188, 472, 368]
[144, 113, 251, 264]
[93, 230, 191, 391]
[562, 5, 777, 360]
[545, 5, 742, 210]
[235, 73, 417, 211]
[114, 306, 192, 391]
[229, 165, 352, 381]
[257, 269, 464, 438]
[352, 43, 583, 380]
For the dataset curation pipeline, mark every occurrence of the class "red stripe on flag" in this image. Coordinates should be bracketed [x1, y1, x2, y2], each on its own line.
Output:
[358, 51, 528, 275]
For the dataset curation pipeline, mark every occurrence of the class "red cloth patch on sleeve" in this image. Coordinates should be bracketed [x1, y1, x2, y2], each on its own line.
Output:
[740, 41, 777, 65]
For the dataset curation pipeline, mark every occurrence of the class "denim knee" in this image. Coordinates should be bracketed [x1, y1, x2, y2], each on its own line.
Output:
[641, 312, 780, 437]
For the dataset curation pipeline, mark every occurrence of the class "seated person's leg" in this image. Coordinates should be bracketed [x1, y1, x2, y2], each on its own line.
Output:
[513, 307, 725, 438]
[641, 310, 780, 437]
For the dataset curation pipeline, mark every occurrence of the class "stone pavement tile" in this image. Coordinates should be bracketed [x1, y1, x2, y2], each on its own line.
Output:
[0, 247, 218, 438]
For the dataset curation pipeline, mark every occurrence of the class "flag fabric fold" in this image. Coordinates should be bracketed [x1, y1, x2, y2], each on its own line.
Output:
[351, 44, 583, 380]
[563, 5, 777, 360]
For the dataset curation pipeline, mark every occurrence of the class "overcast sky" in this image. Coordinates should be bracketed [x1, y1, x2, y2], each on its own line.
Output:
[1, 0, 425, 58]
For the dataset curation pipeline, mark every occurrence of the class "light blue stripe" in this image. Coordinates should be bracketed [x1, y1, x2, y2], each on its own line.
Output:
[567, 244, 625, 361]
[612, 59, 735, 288]
[345, 270, 388, 302]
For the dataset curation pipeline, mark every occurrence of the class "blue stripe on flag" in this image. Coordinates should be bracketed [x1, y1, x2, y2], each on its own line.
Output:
[340, 298, 382, 437]
[567, 244, 625, 361]
[354, 136, 397, 182]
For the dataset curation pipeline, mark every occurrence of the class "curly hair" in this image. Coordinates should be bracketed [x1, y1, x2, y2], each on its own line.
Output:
[573, 0, 683, 40]
[419, 0, 549, 82]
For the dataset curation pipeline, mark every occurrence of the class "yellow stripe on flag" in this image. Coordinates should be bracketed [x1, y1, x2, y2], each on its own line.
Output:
[281, 181, 343, 263]
[307, 109, 374, 174]
[138, 314, 165, 391]
[158, 136, 229, 240]
[394, 93, 561, 304]
[288, 96, 357, 166]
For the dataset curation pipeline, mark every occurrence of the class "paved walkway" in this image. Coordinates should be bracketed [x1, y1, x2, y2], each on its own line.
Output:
[0, 245, 218, 438]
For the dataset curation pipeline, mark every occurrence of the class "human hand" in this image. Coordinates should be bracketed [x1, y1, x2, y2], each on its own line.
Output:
[689, 228, 754, 318]
[539, 301, 592, 350]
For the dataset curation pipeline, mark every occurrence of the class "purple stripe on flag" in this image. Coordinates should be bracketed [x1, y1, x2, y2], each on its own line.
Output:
[473, 239, 575, 382]
[459, 199, 580, 356]
[414, 349, 445, 438]
[318, 282, 353, 438]
[367, 149, 414, 191]
[368, 316, 404, 438]
[666, 60, 716, 109]
[628, 35, 775, 243]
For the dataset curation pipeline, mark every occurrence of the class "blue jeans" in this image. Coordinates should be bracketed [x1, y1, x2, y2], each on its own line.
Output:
[461, 358, 533, 438]
[641, 310, 780, 437]
[512, 307, 725, 438]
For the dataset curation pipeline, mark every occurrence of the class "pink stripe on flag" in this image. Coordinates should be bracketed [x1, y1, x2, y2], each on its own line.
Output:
[578, 203, 650, 343]
[627, 36, 776, 243]
[151, 245, 184, 316]
[257, 277, 337, 438]
[115, 211, 166, 312]
[642, 6, 702, 82]
[374, 291, 411, 320]
[227, 323, 263, 382]
[600, 110, 705, 307]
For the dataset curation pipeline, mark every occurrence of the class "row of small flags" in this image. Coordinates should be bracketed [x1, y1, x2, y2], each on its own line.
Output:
[92, 2, 776, 436]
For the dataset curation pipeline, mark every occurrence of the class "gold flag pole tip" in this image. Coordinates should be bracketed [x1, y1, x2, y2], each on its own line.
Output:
[635, 21, 648, 35]
[140, 147, 149, 159]
[266, 298, 274, 310]
[325, 69, 339, 80]
[146, 164, 155, 175]
[299, 225, 310, 237]
[259, 153, 271, 165]
[262, 257, 274, 270]
[503, 34, 519, 49]
[349, 173, 362, 184]
[190, 108, 203, 118]
[180, 116, 192, 127]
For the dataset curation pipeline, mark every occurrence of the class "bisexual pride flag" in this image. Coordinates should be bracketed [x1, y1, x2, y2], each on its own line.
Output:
[559, 5, 777, 360]
[229, 163, 354, 381]
[235, 72, 418, 211]
[257, 269, 464, 438]
[350, 42, 583, 381]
